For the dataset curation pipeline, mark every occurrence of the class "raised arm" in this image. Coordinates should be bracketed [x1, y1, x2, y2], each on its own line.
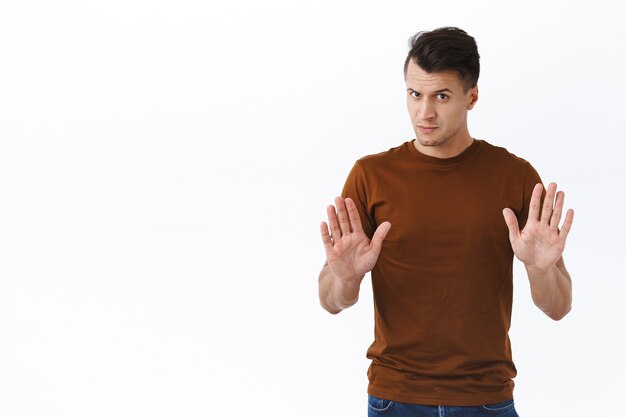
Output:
[502, 182, 574, 320]
[318, 196, 391, 314]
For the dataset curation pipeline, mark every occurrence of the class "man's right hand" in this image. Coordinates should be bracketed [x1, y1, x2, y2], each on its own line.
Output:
[320, 196, 392, 285]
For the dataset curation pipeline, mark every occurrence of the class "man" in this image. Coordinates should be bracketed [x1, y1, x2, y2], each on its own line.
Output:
[318, 27, 573, 416]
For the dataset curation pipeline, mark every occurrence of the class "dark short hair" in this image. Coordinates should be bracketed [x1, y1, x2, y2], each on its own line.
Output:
[403, 27, 480, 93]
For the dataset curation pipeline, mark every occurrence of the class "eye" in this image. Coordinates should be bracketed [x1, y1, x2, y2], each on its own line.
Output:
[409, 91, 420, 98]
[436, 93, 448, 100]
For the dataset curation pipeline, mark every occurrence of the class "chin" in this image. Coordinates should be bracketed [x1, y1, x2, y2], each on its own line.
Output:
[416, 136, 440, 147]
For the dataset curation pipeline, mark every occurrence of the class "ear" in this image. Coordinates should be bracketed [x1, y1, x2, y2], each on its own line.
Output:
[467, 85, 479, 110]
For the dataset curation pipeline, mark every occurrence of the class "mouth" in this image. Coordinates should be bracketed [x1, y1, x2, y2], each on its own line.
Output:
[418, 126, 438, 133]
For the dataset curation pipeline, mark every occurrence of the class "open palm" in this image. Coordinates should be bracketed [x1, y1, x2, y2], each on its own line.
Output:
[320, 197, 391, 282]
[502, 183, 574, 272]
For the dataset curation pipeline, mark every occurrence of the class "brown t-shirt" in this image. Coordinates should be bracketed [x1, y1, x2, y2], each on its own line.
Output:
[341, 139, 542, 406]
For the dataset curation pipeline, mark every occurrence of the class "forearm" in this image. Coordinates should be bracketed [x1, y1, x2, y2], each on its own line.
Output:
[318, 264, 363, 314]
[525, 256, 572, 320]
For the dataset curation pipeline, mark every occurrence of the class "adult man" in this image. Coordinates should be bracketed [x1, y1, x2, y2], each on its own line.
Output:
[318, 27, 573, 416]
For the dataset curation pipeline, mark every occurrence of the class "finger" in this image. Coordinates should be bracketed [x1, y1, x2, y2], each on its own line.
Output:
[559, 209, 574, 241]
[344, 198, 364, 234]
[527, 183, 544, 223]
[335, 196, 352, 236]
[502, 207, 520, 243]
[550, 190, 565, 231]
[370, 221, 391, 255]
[326, 204, 342, 240]
[320, 221, 334, 252]
[541, 182, 557, 225]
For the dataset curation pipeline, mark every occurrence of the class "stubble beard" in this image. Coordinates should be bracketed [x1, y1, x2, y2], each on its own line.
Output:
[415, 120, 464, 148]
[415, 128, 448, 147]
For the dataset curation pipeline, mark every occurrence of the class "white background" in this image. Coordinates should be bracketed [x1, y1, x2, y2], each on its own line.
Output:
[1, 1, 624, 416]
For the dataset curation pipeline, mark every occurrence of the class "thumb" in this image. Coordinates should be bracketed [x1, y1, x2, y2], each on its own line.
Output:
[502, 208, 520, 243]
[370, 221, 392, 253]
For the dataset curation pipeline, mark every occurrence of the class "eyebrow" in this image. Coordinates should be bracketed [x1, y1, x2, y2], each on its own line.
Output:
[407, 88, 454, 95]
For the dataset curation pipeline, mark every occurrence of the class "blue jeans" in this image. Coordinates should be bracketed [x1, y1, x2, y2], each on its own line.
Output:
[368, 394, 519, 417]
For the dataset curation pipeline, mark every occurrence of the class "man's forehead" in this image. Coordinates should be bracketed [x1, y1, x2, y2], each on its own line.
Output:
[405, 62, 463, 91]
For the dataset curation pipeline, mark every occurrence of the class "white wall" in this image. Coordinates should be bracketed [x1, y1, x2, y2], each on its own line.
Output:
[0, 1, 624, 416]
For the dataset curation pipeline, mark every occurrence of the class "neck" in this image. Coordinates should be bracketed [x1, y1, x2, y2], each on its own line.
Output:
[413, 128, 474, 159]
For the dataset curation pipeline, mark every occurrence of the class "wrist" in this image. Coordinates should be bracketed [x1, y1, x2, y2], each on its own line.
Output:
[524, 263, 551, 276]
[331, 273, 362, 310]
[334, 271, 364, 289]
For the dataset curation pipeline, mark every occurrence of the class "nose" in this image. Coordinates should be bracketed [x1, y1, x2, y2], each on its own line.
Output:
[418, 99, 436, 120]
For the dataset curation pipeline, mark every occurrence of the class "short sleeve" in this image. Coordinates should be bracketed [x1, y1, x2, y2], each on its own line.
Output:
[340, 160, 376, 240]
[518, 161, 544, 229]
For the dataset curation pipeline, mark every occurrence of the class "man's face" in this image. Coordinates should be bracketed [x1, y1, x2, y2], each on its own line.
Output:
[405, 60, 478, 151]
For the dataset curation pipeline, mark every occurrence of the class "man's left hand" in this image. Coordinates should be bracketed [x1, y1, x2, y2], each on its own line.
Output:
[502, 182, 574, 272]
